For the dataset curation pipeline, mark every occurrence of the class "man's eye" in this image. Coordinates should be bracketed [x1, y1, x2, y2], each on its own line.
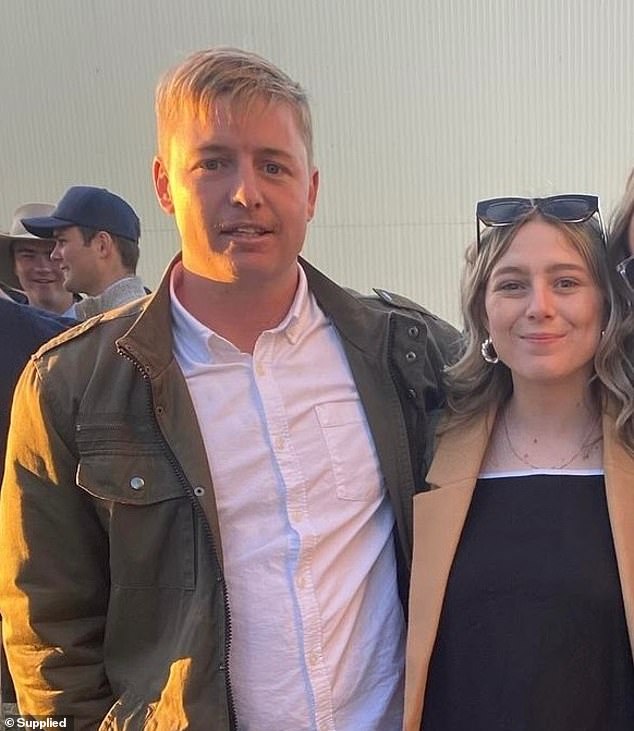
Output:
[264, 162, 282, 175]
[200, 159, 222, 171]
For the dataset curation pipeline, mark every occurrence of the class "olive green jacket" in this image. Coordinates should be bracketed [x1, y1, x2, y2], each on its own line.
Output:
[0, 257, 459, 730]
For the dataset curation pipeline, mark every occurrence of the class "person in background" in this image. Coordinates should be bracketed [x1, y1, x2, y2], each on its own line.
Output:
[404, 195, 634, 731]
[21, 186, 146, 319]
[608, 168, 634, 300]
[0, 203, 75, 316]
[0, 287, 72, 719]
[0, 48, 458, 729]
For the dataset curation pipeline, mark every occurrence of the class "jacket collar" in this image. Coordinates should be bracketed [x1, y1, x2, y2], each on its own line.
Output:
[426, 405, 497, 489]
[116, 258, 177, 377]
[299, 257, 396, 355]
[118, 254, 398, 374]
[404, 401, 634, 731]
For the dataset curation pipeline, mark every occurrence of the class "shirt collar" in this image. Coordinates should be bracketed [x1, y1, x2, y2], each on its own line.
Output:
[169, 263, 309, 362]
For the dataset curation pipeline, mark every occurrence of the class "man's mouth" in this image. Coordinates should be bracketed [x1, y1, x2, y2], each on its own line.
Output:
[219, 223, 273, 237]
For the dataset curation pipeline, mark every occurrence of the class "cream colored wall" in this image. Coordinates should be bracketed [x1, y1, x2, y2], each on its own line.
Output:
[1, 0, 633, 325]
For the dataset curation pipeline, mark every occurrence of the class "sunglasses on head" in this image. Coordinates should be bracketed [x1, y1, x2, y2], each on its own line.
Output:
[475, 194, 605, 253]
[617, 254, 634, 294]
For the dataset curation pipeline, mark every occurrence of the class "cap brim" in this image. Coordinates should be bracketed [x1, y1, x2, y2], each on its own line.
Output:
[21, 216, 74, 239]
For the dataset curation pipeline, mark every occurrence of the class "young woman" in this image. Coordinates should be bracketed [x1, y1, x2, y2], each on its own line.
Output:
[404, 195, 634, 731]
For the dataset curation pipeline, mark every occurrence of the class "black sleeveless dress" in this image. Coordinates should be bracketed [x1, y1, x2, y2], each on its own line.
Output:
[422, 472, 634, 731]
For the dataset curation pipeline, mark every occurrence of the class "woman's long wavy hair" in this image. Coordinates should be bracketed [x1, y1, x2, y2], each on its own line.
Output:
[442, 211, 634, 454]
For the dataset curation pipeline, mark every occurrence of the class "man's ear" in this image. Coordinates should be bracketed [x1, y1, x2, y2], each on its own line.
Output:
[153, 156, 174, 214]
[93, 231, 113, 259]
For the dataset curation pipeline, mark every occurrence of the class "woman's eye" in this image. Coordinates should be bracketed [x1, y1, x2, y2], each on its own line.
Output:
[498, 281, 523, 291]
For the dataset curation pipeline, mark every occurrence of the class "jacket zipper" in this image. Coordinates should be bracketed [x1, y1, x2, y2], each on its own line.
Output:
[118, 347, 238, 730]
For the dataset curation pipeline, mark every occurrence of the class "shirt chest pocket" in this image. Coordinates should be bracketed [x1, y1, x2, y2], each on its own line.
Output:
[315, 400, 384, 501]
[76, 426, 196, 590]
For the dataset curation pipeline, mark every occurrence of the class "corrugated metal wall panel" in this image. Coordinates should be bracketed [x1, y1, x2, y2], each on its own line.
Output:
[1, 0, 633, 325]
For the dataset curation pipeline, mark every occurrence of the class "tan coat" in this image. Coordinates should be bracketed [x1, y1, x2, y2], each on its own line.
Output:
[403, 405, 634, 731]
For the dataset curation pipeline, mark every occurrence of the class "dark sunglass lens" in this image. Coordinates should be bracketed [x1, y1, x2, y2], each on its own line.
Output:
[480, 199, 532, 224]
[541, 197, 595, 221]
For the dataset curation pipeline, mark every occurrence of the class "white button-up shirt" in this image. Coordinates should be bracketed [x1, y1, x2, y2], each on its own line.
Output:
[171, 264, 405, 731]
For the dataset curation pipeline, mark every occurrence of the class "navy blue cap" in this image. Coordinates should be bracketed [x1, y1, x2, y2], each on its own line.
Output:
[21, 186, 141, 242]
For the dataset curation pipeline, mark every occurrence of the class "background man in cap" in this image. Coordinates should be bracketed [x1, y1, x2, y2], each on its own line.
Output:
[0, 203, 75, 315]
[22, 186, 147, 319]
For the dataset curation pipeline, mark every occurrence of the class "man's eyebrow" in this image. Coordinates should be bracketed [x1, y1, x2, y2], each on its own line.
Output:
[194, 143, 232, 155]
[194, 143, 294, 158]
[255, 147, 295, 162]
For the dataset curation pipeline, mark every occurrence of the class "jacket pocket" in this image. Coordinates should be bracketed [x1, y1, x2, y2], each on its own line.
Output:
[77, 449, 196, 590]
[315, 400, 383, 501]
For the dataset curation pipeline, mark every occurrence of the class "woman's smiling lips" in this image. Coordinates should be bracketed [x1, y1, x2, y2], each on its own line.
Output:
[520, 332, 565, 342]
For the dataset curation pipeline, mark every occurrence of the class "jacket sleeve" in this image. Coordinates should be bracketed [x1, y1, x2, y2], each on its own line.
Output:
[0, 360, 113, 729]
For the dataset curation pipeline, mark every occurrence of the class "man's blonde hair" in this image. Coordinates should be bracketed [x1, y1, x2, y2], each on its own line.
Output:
[155, 47, 314, 165]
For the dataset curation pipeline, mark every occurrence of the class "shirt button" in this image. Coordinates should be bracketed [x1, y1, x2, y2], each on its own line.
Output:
[255, 363, 266, 376]
[129, 476, 145, 490]
[405, 351, 417, 362]
[408, 326, 420, 338]
[308, 651, 318, 666]
[275, 436, 285, 450]
[290, 510, 302, 523]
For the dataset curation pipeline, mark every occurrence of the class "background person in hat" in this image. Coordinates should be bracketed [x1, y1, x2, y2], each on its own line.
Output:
[22, 186, 147, 320]
[0, 203, 75, 315]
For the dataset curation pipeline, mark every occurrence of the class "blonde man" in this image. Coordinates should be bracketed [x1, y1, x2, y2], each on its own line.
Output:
[0, 48, 458, 729]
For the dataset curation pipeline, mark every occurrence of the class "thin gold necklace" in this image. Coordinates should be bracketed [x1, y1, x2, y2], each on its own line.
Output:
[502, 407, 601, 470]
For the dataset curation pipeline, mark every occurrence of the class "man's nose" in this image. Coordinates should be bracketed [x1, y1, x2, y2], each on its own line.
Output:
[230, 165, 263, 208]
[34, 253, 55, 270]
[50, 243, 62, 262]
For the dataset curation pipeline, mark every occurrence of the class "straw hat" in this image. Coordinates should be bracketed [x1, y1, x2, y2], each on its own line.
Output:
[0, 203, 55, 289]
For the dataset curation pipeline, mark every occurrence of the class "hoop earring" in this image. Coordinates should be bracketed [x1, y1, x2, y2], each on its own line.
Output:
[480, 336, 499, 364]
